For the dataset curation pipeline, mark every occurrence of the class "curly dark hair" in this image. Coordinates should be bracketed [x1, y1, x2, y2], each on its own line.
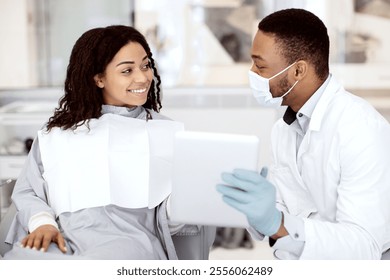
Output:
[258, 8, 330, 81]
[47, 25, 162, 131]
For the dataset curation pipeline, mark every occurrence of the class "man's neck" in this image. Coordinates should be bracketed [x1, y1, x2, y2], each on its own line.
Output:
[290, 76, 326, 112]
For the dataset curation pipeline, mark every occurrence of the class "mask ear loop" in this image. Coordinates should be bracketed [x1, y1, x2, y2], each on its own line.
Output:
[269, 61, 297, 80]
[280, 80, 299, 98]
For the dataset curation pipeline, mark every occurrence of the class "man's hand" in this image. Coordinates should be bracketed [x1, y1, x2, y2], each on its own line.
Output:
[216, 167, 282, 236]
[21, 224, 67, 253]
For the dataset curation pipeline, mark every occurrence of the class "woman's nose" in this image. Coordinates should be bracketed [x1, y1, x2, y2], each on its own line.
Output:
[133, 69, 148, 83]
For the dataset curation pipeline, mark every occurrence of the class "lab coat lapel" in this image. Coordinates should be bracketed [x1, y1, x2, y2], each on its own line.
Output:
[289, 131, 305, 187]
[296, 131, 311, 173]
[272, 125, 316, 216]
[297, 75, 342, 173]
[308, 75, 343, 132]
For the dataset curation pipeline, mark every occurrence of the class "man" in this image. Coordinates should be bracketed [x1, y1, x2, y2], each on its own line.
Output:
[217, 8, 390, 259]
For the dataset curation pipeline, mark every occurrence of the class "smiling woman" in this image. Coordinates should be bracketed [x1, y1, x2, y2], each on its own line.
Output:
[46, 25, 162, 131]
[2, 25, 215, 260]
[94, 43, 153, 108]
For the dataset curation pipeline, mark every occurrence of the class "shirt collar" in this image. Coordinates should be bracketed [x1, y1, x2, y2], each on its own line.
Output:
[298, 75, 331, 120]
[101, 104, 144, 118]
[283, 74, 331, 126]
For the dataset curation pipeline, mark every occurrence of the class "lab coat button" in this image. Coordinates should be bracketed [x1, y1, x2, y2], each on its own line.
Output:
[294, 233, 299, 239]
[298, 113, 303, 117]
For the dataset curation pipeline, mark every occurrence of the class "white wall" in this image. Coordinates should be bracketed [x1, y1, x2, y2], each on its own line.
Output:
[0, 0, 37, 88]
[0, 0, 131, 87]
[47, 0, 131, 85]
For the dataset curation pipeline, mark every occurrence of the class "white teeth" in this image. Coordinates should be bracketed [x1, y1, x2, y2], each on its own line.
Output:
[128, 88, 147, 93]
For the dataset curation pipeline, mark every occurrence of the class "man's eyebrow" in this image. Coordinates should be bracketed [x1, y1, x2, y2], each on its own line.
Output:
[251, 54, 265, 61]
[116, 56, 148, 67]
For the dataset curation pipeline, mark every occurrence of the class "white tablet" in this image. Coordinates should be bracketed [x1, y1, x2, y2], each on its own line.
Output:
[169, 130, 259, 228]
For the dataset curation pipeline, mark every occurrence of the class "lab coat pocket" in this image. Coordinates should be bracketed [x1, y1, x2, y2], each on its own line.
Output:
[270, 166, 316, 218]
[300, 150, 337, 218]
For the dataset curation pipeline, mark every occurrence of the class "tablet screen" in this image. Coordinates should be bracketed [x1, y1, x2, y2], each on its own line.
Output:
[169, 130, 259, 228]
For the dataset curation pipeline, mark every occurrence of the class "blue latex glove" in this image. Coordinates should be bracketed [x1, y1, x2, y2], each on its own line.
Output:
[216, 167, 282, 237]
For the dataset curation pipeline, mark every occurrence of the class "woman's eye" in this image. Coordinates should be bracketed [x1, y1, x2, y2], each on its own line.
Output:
[142, 63, 151, 70]
[122, 69, 132, 74]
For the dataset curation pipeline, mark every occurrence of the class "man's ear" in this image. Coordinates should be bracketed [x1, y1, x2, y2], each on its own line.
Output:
[294, 60, 308, 79]
[93, 74, 104, 88]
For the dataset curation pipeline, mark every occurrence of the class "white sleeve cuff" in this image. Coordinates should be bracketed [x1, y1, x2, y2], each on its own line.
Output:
[28, 211, 58, 233]
[247, 226, 266, 241]
[272, 212, 305, 257]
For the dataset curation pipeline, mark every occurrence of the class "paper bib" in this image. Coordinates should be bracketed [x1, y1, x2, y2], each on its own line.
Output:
[38, 113, 184, 216]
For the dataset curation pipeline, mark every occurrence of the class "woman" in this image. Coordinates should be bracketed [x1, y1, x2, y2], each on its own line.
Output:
[3, 25, 213, 259]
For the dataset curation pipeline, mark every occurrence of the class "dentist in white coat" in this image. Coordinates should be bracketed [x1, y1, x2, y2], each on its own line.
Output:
[217, 8, 390, 259]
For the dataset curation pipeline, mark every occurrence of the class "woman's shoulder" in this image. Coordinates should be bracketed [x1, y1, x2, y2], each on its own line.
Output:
[149, 110, 172, 121]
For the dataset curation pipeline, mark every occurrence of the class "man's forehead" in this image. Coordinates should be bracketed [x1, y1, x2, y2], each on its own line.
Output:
[253, 31, 277, 47]
[251, 31, 279, 61]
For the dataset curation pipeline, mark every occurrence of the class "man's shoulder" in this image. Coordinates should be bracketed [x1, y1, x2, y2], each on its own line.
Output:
[331, 90, 385, 123]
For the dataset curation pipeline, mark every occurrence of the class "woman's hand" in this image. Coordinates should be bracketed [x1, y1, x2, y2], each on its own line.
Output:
[21, 224, 67, 253]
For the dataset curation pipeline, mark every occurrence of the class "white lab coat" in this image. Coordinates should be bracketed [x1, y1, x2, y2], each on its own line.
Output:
[270, 76, 390, 259]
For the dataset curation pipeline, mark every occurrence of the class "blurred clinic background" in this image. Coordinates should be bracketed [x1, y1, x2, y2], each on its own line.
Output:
[1, 0, 390, 259]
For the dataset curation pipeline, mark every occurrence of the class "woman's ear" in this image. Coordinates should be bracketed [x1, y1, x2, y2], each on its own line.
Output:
[93, 74, 104, 88]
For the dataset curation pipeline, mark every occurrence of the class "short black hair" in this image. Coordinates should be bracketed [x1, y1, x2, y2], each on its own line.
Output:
[258, 8, 329, 80]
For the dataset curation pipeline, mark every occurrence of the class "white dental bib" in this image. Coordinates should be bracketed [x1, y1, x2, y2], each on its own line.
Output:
[38, 113, 184, 216]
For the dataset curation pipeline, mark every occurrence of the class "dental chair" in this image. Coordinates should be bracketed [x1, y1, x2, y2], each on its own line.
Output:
[0, 204, 15, 257]
[0, 179, 215, 259]
[0, 179, 15, 258]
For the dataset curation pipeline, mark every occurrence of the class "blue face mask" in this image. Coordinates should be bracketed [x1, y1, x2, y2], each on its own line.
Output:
[248, 62, 299, 108]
